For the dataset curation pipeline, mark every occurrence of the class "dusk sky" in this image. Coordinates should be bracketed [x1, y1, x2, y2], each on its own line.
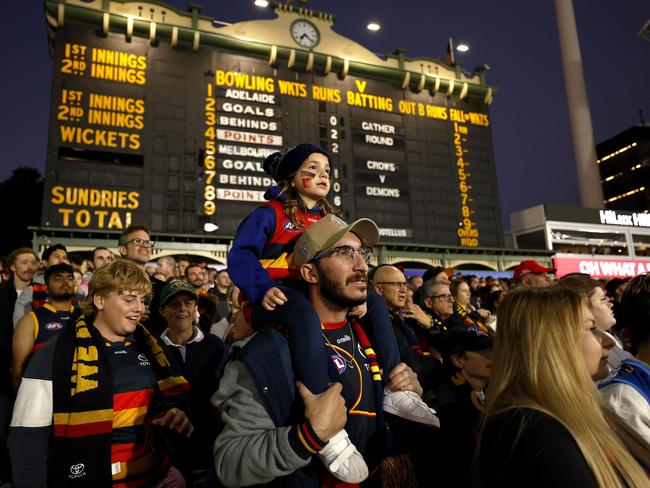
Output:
[3, 0, 649, 230]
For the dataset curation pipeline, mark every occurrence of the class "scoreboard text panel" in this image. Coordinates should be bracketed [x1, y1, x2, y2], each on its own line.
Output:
[43, 27, 502, 247]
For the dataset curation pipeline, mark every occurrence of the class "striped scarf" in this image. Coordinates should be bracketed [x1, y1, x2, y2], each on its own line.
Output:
[349, 319, 386, 432]
[50, 315, 189, 486]
[455, 304, 493, 335]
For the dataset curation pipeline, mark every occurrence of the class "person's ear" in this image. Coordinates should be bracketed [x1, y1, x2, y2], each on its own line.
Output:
[300, 263, 319, 284]
[118, 245, 127, 258]
[93, 293, 105, 311]
[423, 297, 433, 310]
[450, 353, 464, 369]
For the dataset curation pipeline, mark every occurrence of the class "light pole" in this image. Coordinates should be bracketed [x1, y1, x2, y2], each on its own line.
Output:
[554, 0, 604, 208]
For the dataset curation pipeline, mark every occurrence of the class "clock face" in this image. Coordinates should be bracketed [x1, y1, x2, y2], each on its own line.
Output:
[290, 20, 320, 48]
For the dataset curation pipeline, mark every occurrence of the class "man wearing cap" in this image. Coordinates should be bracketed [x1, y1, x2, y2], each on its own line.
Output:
[418, 325, 492, 486]
[214, 215, 432, 487]
[159, 279, 229, 482]
[11, 263, 80, 391]
[513, 260, 556, 288]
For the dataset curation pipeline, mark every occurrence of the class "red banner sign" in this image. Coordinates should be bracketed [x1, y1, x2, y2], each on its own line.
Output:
[553, 257, 650, 278]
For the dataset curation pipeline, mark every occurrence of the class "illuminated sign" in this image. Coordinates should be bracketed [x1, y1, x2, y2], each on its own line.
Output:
[49, 185, 139, 229]
[599, 209, 650, 228]
[554, 257, 650, 278]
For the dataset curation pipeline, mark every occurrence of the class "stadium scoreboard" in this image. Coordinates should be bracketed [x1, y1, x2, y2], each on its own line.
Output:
[42, 1, 502, 248]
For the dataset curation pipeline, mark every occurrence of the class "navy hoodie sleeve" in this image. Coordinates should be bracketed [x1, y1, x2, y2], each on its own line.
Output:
[228, 205, 279, 303]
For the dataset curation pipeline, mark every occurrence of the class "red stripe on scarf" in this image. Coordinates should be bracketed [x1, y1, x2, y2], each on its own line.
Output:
[159, 382, 191, 397]
[54, 420, 113, 438]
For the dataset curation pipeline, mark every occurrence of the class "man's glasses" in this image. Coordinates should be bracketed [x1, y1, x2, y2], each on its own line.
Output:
[124, 238, 155, 248]
[430, 293, 454, 301]
[312, 245, 373, 264]
[377, 281, 408, 289]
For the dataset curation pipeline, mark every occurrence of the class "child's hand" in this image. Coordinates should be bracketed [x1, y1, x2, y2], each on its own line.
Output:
[348, 303, 367, 318]
[263, 287, 288, 310]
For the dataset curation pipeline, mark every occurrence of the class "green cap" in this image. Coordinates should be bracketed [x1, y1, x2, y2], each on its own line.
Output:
[159, 279, 198, 306]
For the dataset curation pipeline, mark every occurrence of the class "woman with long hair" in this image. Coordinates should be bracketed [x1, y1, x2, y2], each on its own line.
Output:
[475, 287, 650, 487]
[558, 273, 633, 370]
[450, 279, 492, 335]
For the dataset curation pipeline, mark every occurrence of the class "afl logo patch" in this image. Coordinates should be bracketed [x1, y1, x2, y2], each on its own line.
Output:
[283, 221, 300, 232]
[330, 354, 347, 375]
[45, 322, 63, 331]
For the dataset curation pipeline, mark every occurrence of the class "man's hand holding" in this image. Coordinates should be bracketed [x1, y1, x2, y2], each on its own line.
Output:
[150, 407, 194, 437]
[387, 363, 423, 397]
[402, 304, 431, 328]
[297, 381, 346, 441]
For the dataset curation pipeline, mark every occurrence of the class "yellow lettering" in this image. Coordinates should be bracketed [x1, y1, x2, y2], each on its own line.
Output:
[95, 210, 108, 228]
[51, 186, 64, 205]
[128, 192, 139, 209]
[75, 209, 91, 228]
[355, 80, 367, 93]
[107, 211, 123, 229]
[58, 208, 73, 226]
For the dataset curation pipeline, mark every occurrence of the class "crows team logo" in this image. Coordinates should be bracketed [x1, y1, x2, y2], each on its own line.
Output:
[330, 354, 347, 375]
[45, 321, 63, 331]
[283, 221, 300, 232]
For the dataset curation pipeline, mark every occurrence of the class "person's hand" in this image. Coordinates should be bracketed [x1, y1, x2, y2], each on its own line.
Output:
[401, 303, 431, 328]
[476, 308, 491, 319]
[348, 303, 367, 318]
[387, 363, 423, 397]
[262, 287, 287, 311]
[150, 407, 194, 437]
[297, 381, 347, 441]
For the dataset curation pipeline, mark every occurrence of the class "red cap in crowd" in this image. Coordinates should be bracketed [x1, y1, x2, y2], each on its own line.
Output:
[513, 260, 556, 282]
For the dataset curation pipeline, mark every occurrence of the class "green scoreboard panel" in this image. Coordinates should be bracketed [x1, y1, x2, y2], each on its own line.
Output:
[43, 24, 501, 247]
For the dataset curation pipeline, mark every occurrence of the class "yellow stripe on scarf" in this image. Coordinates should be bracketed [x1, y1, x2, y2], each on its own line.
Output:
[157, 376, 188, 392]
[54, 408, 113, 426]
[71, 318, 100, 396]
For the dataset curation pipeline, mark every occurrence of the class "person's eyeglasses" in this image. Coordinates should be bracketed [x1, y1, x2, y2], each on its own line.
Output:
[124, 238, 155, 248]
[312, 245, 373, 264]
[430, 293, 454, 301]
[377, 281, 408, 289]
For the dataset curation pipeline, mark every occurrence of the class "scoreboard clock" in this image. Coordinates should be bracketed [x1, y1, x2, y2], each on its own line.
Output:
[290, 19, 320, 48]
[41, 0, 502, 249]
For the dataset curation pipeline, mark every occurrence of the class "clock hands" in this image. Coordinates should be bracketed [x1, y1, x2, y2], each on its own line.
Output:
[300, 32, 314, 42]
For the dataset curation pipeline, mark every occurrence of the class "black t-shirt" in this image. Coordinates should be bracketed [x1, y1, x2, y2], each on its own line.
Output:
[476, 408, 598, 487]
[322, 321, 378, 457]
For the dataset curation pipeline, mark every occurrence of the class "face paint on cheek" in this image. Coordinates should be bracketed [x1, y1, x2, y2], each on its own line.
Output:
[300, 170, 316, 188]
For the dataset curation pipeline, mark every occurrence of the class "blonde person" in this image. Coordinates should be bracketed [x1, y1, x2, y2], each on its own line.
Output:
[476, 287, 650, 487]
[558, 273, 633, 370]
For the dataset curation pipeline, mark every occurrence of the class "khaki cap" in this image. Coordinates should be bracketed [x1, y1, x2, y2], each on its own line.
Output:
[293, 214, 380, 267]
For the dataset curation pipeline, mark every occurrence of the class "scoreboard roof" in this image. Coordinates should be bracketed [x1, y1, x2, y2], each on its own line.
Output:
[45, 0, 495, 104]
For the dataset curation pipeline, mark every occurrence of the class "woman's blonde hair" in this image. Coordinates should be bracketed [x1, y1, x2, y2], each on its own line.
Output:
[483, 287, 648, 487]
[79, 259, 152, 316]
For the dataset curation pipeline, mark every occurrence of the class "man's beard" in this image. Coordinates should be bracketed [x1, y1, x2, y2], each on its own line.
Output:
[318, 268, 367, 309]
[49, 290, 73, 301]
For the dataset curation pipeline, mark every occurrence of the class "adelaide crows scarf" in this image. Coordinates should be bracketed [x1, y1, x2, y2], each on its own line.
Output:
[50, 315, 189, 486]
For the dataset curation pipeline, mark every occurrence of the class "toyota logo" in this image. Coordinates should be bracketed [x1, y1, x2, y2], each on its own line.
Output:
[70, 464, 85, 475]
[137, 354, 147, 362]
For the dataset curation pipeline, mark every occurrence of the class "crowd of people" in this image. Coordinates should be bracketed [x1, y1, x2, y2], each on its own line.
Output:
[0, 144, 649, 487]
